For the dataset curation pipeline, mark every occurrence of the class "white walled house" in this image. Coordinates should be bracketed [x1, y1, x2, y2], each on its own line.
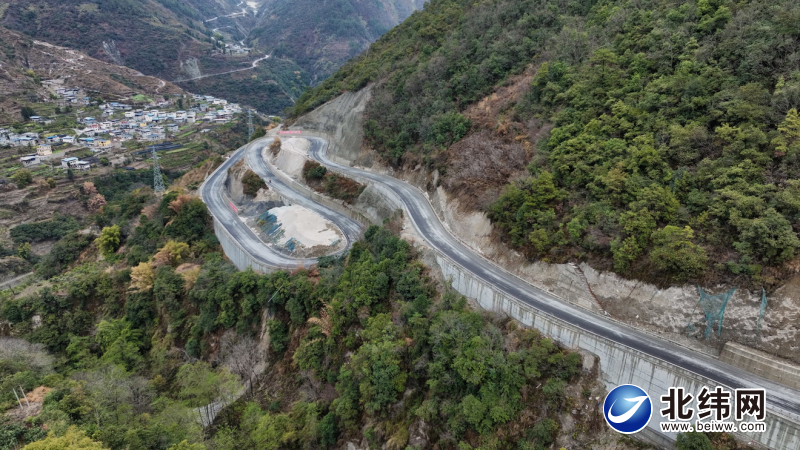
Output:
[21, 155, 41, 167]
[61, 157, 78, 169]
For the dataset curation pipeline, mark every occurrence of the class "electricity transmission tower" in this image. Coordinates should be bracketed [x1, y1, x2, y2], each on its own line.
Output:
[152, 145, 165, 194]
[247, 109, 254, 140]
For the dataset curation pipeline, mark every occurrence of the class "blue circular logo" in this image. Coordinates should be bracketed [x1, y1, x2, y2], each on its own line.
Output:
[603, 384, 653, 434]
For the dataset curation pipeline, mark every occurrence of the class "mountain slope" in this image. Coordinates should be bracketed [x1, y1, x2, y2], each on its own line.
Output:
[0, 0, 246, 80]
[292, 0, 800, 288]
[0, 0, 424, 114]
[248, 0, 426, 83]
[0, 25, 181, 123]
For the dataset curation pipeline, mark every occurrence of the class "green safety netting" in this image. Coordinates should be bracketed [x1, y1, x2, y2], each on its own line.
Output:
[757, 288, 768, 336]
[687, 286, 736, 338]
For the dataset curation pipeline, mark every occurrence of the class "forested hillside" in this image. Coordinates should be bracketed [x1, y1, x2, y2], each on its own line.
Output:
[0, 168, 622, 449]
[292, 0, 800, 287]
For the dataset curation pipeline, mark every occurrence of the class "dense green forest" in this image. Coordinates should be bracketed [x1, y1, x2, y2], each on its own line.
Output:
[0, 170, 603, 449]
[292, 0, 800, 287]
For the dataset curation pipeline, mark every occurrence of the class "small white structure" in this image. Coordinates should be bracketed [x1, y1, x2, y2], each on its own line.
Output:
[37, 144, 52, 156]
[76, 160, 91, 170]
[20, 155, 41, 167]
[61, 157, 78, 169]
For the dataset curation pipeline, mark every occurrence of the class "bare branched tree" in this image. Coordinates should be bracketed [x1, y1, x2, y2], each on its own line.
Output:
[217, 331, 262, 397]
[0, 337, 53, 373]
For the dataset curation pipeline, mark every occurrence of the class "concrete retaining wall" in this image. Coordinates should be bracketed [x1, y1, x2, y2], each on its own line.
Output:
[721, 342, 800, 391]
[212, 216, 278, 274]
[435, 254, 800, 449]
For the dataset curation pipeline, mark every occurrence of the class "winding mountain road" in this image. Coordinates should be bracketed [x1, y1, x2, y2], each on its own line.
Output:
[173, 54, 270, 83]
[198, 136, 362, 269]
[202, 134, 800, 421]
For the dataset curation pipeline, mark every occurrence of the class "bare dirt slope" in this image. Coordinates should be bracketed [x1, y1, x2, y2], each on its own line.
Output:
[292, 87, 372, 162]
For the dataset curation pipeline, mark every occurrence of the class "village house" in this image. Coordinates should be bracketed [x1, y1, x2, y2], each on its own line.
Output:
[61, 157, 78, 169]
[14, 136, 37, 148]
[76, 160, 91, 170]
[109, 102, 132, 110]
[37, 144, 53, 156]
[20, 155, 41, 167]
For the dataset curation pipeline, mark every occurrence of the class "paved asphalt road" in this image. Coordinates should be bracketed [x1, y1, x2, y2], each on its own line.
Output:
[244, 136, 364, 245]
[199, 137, 362, 269]
[201, 133, 800, 418]
[303, 136, 800, 418]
